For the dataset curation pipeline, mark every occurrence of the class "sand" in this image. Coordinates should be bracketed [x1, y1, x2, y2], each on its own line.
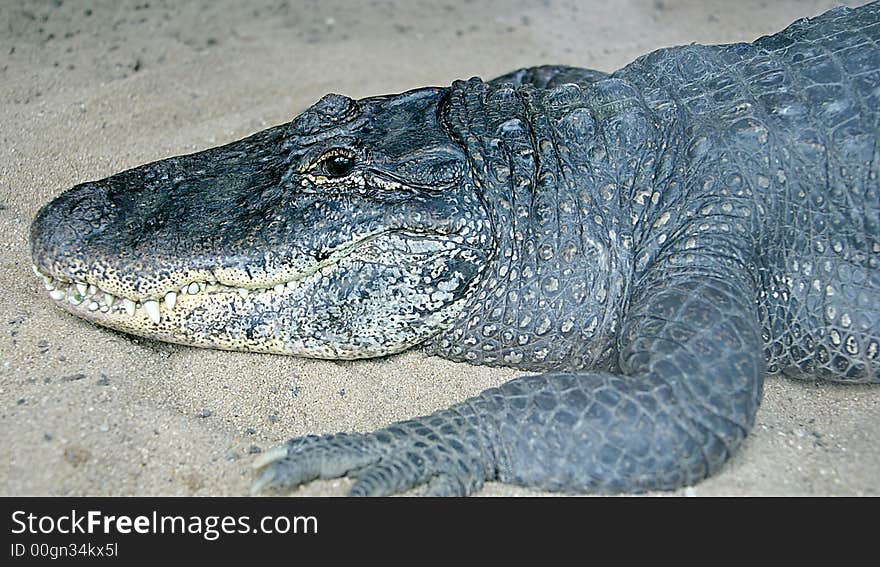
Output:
[1, 0, 877, 497]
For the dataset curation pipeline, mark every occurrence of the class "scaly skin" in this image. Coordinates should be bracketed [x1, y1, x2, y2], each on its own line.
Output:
[31, 3, 880, 495]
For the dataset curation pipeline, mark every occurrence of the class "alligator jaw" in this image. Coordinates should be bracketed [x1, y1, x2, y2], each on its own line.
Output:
[32, 228, 384, 322]
[30, 227, 475, 358]
[30, 230, 389, 351]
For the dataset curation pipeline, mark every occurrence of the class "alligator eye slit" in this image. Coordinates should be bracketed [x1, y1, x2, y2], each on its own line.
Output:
[322, 154, 355, 177]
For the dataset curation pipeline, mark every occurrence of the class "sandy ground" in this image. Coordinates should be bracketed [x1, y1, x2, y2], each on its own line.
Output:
[1, 0, 878, 497]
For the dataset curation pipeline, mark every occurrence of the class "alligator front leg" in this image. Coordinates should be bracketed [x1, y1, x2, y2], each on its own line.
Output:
[253, 270, 765, 495]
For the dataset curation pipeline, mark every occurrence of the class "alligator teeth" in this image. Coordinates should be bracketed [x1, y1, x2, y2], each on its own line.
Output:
[33, 265, 52, 284]
[143, 300, 160, 324]
[38, 269, 307, 319]
[33, 265, 53, 285]
[123, 298, 136, 317]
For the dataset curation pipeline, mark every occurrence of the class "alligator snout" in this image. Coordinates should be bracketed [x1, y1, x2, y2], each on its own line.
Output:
[30, 179, 115, 279]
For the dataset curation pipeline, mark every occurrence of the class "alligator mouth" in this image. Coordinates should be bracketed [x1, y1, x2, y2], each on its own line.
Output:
[32, 231, 387, 326]
[33, 265, 320, 324]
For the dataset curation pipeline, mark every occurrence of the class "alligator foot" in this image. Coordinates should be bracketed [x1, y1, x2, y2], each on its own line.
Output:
[251, 410, 492, 496]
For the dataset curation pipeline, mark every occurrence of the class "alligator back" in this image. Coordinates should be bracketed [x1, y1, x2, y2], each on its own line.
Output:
[619, 3, 880, 381]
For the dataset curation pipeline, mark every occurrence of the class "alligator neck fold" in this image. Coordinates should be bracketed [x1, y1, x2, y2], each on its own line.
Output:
[431, 77, 672, 371]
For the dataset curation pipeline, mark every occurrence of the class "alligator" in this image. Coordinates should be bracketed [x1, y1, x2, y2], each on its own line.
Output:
[29, 3, 880, 496]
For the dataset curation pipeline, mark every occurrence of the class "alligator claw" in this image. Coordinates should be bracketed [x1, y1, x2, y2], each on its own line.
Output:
[251, 433, 381, 495]
[250, 444, 290, 470]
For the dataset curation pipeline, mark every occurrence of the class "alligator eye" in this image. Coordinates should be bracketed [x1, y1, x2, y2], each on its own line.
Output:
[322, 154, 355, 177]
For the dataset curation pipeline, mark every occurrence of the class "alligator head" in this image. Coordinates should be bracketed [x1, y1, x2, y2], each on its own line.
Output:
[30, 87, 492, 358]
